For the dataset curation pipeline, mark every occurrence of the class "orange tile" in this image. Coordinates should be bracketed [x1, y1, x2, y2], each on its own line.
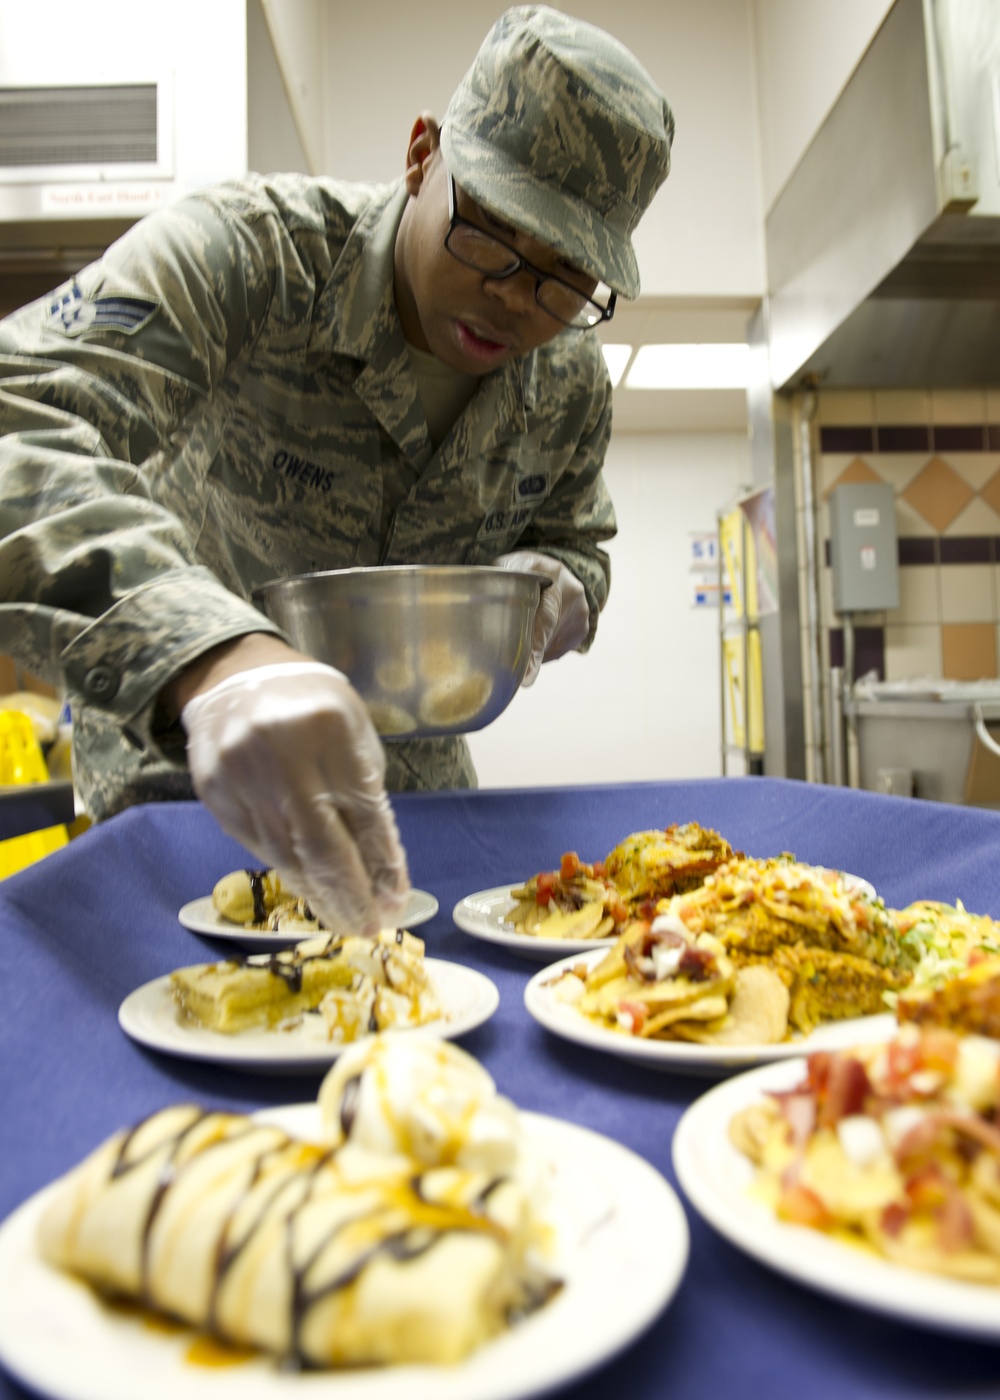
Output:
[941, 623, 997, 680]
[980, 467, 1000, 518]
[822, 456, 881, 499]
[901, 456, 975, 531]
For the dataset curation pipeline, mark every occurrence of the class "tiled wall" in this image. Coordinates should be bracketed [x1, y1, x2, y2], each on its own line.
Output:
[816, 390, 1000, 684]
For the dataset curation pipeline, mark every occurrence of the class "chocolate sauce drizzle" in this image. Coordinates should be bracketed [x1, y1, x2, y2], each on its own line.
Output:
[231, 937, 344, 996]
[245, 869, 268, 926]
[105, 1105, 535, 1365]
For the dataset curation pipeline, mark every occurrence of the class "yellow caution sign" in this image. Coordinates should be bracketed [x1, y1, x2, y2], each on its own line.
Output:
[0, 710, 69, 878]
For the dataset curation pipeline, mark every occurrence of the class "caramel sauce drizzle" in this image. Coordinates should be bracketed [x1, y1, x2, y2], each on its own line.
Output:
[106, 1106, 519, 1366]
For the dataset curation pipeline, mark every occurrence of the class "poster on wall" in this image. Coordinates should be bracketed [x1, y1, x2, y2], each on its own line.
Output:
[689, 532, 732, 607]
[739, 486, 779, 617]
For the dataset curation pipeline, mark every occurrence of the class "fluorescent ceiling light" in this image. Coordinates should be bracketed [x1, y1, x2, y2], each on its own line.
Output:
[601, 343, 633, 388]
[625, 343, 751, 390]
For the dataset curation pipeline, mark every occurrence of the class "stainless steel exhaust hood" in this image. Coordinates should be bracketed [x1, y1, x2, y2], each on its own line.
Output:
[766, 0, 1000, 390]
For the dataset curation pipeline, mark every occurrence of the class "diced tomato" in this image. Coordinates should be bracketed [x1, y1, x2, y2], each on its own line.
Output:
[916, 1029, 959, 1073]
[776, 1184, 831, 1229]
[937, 1186, 975, 1252]
[806, 1051, 834, 1099]
[880, 1201, 910, 1238]
[535, 871, 558, 905]
[775, 1091, 817, 1148]
[560, 851, 581, 880]
[885, 1038, 922, 1087]
[592, 860, 607, 880]
[608, 894, 628, 924]
[904, 1164, 949, 1210]
[618, 1000, 648, 1035]
[817, 1054, 873, 1127]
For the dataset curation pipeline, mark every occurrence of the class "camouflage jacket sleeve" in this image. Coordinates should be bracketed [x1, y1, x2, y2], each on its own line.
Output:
[0, 171, 617, 814]
[0, 177, 358, 753]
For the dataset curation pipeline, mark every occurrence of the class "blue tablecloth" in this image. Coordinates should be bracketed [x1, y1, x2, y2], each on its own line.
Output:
[2, 775, 1000, 1399]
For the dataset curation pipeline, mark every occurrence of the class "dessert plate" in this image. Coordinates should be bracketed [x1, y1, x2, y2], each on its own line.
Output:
[673, 1058, 1000, 1339]
[179, 887, 439, 951]
[118, 959, 498, 1074]
[524, 948, 896, 1074]
[453, 885, 616, 962]
[0, 1109, 688, 1400]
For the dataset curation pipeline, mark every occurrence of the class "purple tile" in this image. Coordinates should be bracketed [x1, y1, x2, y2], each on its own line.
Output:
[828, 626, 885, 681]
[989, 426, 1000, 452]
[819, 426, 874, 453]
[875, 424, 931, 452]
[939, 536, 992, 564]
[897, 537, 937, 565]
[932, 424, 987, 452]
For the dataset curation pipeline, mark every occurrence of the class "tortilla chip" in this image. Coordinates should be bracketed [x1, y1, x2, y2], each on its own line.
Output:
[680, 966, 790, 1046]
[582, 974, 722, 1021]
[643, 996, 730, 1036]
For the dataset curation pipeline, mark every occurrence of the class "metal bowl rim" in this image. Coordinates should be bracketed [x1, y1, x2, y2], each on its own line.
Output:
[252, 564, 551, 606]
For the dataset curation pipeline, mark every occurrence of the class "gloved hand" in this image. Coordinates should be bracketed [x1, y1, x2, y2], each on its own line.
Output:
[493, 550, 590, 686]
[181, 661, 410, 936]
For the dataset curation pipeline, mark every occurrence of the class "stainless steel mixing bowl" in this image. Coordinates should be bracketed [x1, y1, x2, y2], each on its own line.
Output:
[253, 565, 549, 738]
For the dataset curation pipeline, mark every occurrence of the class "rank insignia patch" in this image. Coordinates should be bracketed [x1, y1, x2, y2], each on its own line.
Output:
[46, 283, 159, 337]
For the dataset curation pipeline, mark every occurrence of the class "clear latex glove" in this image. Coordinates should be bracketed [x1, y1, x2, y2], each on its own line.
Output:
[493, 550, 590, 687]
[181, 661, 410, 936]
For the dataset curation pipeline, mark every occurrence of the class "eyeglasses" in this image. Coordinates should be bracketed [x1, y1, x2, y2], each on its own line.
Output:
[445, 174, 616, 330]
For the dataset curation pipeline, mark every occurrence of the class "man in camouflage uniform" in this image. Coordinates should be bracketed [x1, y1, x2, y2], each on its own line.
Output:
[0, 6, 674, 932]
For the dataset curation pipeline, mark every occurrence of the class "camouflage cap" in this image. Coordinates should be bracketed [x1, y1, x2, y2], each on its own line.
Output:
[440, 5, 674, 299]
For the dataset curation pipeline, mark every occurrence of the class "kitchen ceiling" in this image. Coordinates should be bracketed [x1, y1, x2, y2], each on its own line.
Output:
[599, 295, 757, 433]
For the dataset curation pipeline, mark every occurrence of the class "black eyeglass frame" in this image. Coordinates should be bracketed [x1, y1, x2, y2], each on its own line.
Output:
[444, 173, 616, 331]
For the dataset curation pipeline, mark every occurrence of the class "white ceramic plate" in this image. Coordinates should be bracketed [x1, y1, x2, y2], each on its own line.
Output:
[0, 1108, 688, 1400]
[179, 888, 440, 951]
[452, 885, 616, 962]
[118, 959, 498, 1074]
[673, 1058, 1000, 1339]
[524, 948, 897, 1074]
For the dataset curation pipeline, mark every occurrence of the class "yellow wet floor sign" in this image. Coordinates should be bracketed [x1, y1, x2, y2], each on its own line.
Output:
[0, 709, 69, 878]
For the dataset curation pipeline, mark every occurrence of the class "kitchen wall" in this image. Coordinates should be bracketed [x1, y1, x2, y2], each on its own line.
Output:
[466, 431, 752, 787]
[815, 390, 1000, 686]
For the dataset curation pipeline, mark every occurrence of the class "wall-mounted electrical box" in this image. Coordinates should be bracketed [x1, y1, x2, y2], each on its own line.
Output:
[829, 482, 899, 613]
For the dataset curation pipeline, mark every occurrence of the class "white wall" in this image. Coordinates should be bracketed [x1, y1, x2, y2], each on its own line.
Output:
[467, 431, 752, 787]
[314, 0, 767, 300]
